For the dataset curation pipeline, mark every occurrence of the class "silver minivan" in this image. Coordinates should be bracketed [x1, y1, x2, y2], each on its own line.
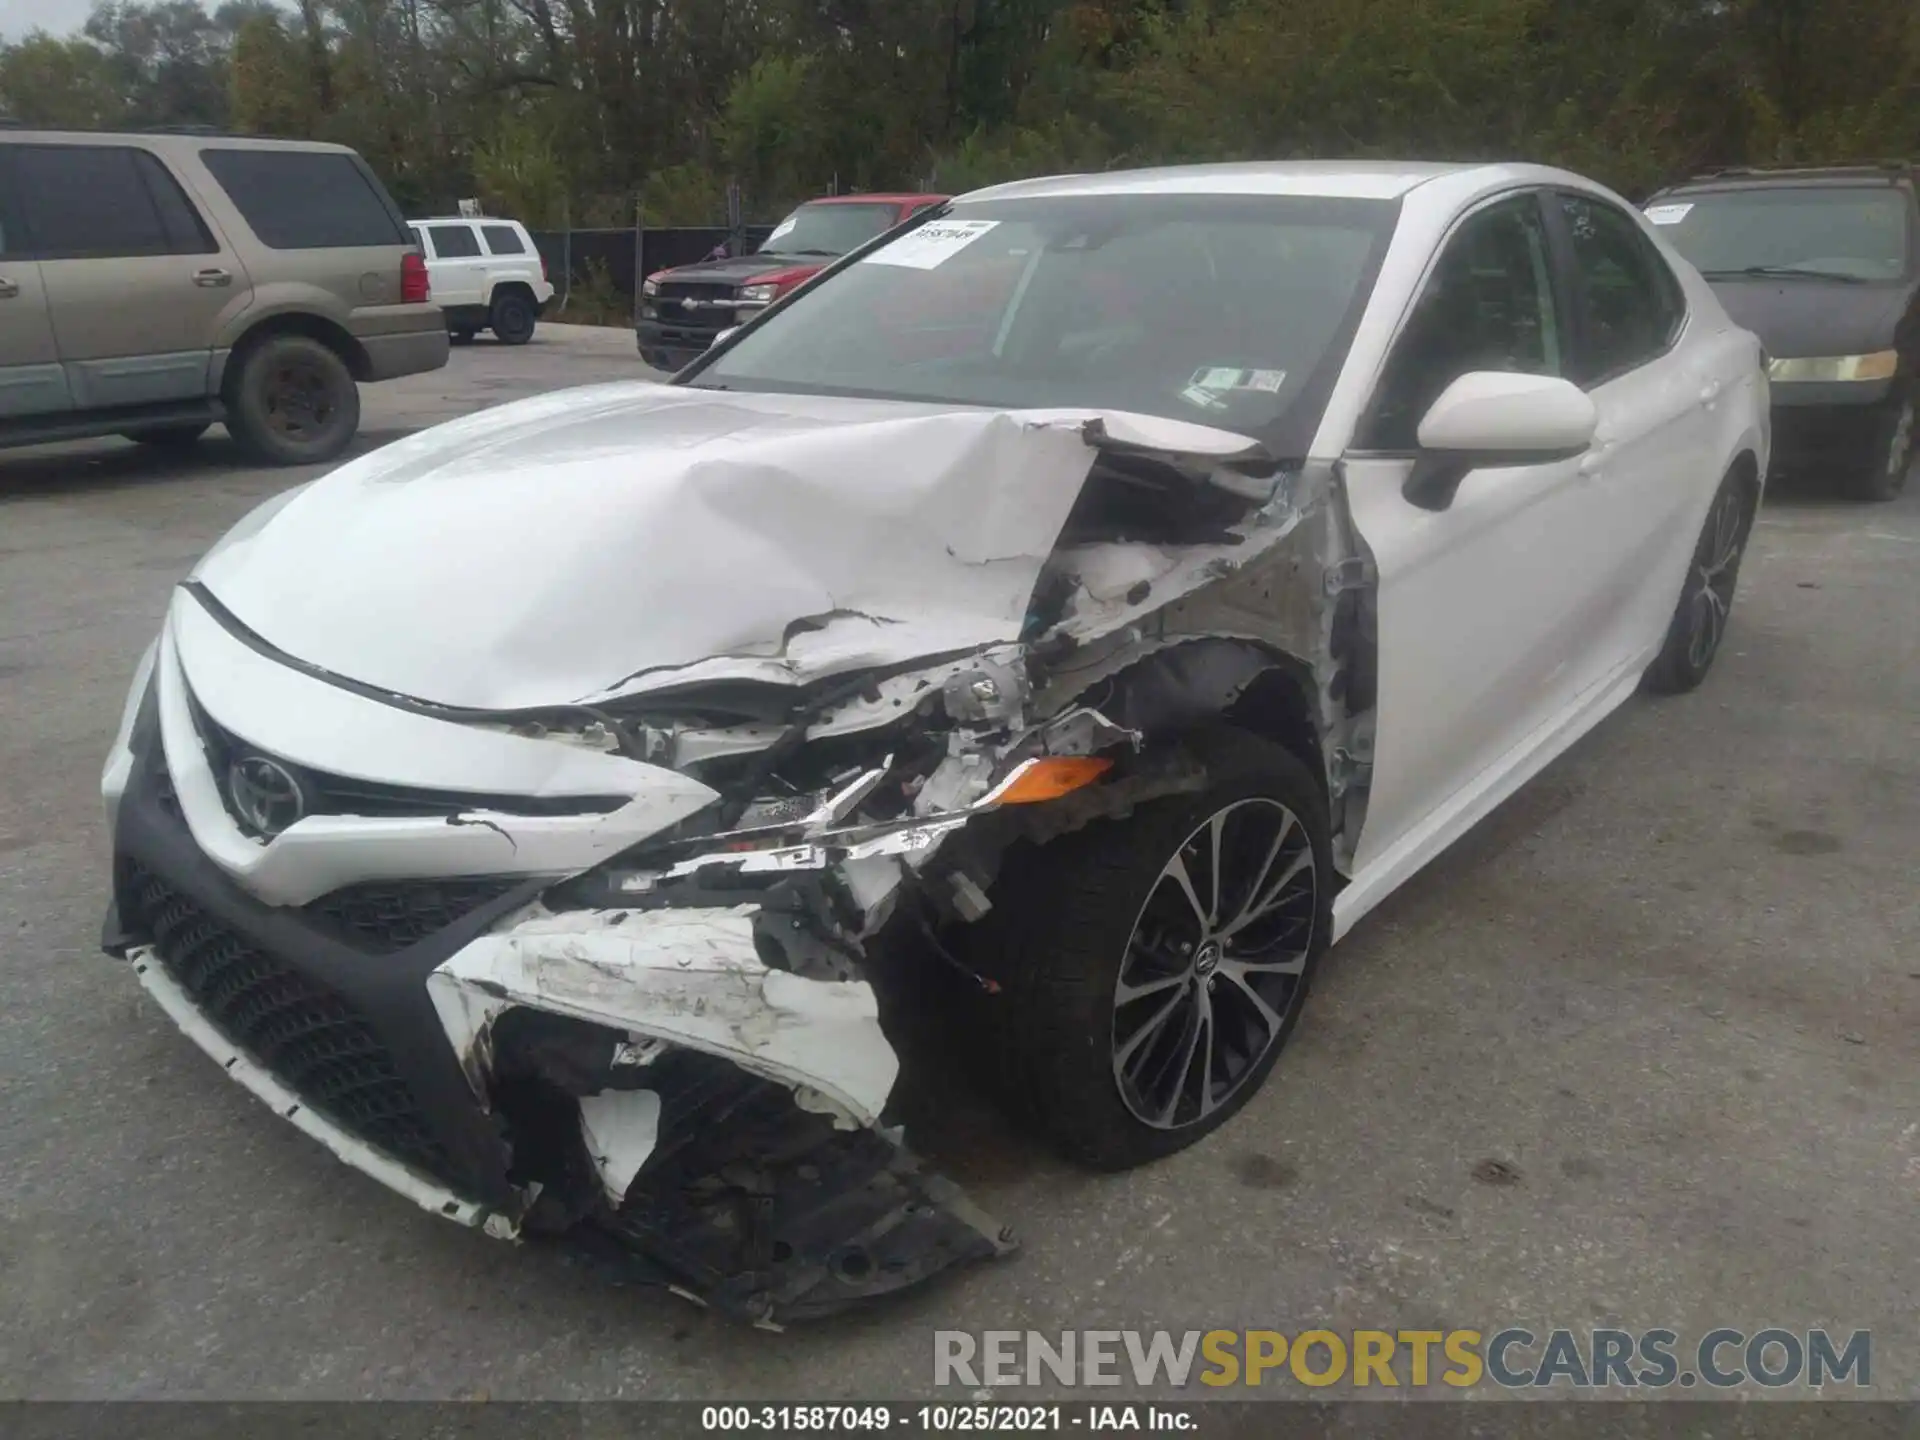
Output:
[0, 128, 449, 465]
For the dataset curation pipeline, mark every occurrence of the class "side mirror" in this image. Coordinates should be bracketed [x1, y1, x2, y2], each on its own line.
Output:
[1404, 371, 1598, 511]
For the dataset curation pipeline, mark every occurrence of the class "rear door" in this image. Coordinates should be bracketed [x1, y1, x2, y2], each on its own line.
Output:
[422, 223, 487, 307]
[0, 149, 70, 416]
[1546, 189, 1722, 679]
[16, 142, 250, 409]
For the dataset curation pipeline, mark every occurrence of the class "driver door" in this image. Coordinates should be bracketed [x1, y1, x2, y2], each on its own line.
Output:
[1339, 190, 1620, 900]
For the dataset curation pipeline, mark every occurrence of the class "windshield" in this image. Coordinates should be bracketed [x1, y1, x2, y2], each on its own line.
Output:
[697, 193, 1398, 455]
[1648, 186, 1913, 281]
[759, 201, 902, 258]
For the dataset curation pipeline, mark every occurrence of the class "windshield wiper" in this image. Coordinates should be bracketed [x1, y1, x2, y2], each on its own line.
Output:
[1701, 264, 1867, 284]
[767, 247, 841, 258]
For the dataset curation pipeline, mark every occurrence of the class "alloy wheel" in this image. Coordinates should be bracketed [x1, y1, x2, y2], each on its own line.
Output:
[1686, 483, 1747, 673]
[1110, 797, 1317, 1129]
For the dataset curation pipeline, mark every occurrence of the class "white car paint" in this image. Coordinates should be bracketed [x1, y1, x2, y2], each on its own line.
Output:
[106, 159, 1770, 1263]
[408, 216, 554, 314]
[427, 904, 901, 1128]
[1413, 371, 1599, 454]
[145, 589, 718, 905]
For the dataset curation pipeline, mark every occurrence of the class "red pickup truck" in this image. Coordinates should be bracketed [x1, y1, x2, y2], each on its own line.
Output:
[636, 193, 948, 371]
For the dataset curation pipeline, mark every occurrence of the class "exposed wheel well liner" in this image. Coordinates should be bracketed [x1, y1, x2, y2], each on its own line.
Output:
[228, 313, 371, 384]
[1082, 637, 1327, 798]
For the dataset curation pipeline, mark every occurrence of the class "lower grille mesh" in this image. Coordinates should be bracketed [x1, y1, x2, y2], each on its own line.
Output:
[308, 878, 519, 954]
[128, 864, 452, 1180]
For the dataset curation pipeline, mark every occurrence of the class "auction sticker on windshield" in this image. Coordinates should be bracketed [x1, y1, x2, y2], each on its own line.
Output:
[865, 218, 1000, 269]
[1645, 202, 1693, 226]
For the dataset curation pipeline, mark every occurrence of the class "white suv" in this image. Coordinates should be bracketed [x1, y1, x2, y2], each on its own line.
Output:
[408, 216, 555, 345]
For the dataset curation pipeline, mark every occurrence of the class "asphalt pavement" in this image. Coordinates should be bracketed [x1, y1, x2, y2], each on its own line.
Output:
[0, 324, 1914, 1399]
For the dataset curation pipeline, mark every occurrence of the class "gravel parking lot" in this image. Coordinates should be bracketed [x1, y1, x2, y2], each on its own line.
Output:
[1, 323, 1914, 1400]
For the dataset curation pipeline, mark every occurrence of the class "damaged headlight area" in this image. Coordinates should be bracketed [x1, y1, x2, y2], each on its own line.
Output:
[422, 672, 1146, 1326]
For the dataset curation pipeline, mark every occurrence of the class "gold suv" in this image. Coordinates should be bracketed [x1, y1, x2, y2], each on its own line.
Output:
[0, 128, 448, 465]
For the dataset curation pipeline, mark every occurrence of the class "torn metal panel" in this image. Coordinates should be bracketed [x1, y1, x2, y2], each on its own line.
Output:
[428, 904, 901, 1127]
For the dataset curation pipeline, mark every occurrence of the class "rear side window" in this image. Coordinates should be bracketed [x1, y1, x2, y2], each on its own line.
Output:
[1555, 193, 1685, 383]
[480, 224, 526, 256]
[200, 148, 407, 249]
[426, 225, 481, 259]
[10, 145, 216, 259]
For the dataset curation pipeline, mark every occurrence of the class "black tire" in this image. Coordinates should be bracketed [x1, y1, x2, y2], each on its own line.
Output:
[122, 422, 210, 449]
[973, 727, 1332, 1170]
[490, 289, 536, 345]
[223, 333, 360, 467]
[449, 327, 477, 346]
[1644, 467, 1756, 695]
[1845, 390, 1915, 502]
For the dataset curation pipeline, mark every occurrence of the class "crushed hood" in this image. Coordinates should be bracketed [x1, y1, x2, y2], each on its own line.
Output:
[195, 382, 1263, 712]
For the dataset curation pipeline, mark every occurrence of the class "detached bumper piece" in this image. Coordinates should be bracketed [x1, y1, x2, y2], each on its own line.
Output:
[593, 1051, 1015, 1327]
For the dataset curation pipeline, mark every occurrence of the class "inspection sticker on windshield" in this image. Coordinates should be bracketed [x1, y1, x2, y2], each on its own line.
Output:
[1189, 366, 1288, 394]
[1645, 202, 1693, 226]
[766, 215, 798, 243]
[864, 219, 999, 269]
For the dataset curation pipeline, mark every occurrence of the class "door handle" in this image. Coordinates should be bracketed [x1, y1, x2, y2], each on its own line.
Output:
[193, 268, 233, 288]
[0, 277, 19, 299]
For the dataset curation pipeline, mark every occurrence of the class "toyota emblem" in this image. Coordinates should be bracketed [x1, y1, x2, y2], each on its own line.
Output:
[227, 755, 307, 836]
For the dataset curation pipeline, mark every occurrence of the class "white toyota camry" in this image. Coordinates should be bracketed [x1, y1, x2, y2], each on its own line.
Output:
[101, 161, 1769, 1324]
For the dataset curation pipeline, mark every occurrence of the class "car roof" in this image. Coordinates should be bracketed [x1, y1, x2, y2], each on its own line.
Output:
[957, 161, 1485, 204]
[0, 126, 356, 156]
[803, 193, 949, 207]
[412, 216, 528, 225]
[1655, 163, 1916, 196]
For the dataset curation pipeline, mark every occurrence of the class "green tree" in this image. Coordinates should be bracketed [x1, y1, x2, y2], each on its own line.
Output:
[0, 33, 125, 126]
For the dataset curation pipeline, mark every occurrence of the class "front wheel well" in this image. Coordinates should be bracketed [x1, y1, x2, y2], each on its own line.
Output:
[226, 313, 370, 385]
[1084, 638, 1328, 802]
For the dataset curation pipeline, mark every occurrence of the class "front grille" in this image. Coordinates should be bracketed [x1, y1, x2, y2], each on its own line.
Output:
[186, 697, 624, 829]
[654, 282, 736, 327]
[127, 864, 453, 1180]
[308, 877, 520, 954]
[657, 281, 734, 302]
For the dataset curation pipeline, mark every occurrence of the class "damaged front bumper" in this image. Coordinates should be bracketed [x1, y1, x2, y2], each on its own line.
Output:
[104, 684, 1036, 1326]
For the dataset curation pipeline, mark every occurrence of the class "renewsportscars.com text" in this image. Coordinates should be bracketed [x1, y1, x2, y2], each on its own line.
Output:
[933, 1328, 1872, 1391]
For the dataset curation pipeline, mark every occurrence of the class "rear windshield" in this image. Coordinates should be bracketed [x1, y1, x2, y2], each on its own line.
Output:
[199, 148, 408, 250]
[1649, 185, 1913, 282]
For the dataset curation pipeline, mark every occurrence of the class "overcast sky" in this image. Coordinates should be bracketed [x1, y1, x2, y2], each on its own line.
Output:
[2, 0, 107, 40]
